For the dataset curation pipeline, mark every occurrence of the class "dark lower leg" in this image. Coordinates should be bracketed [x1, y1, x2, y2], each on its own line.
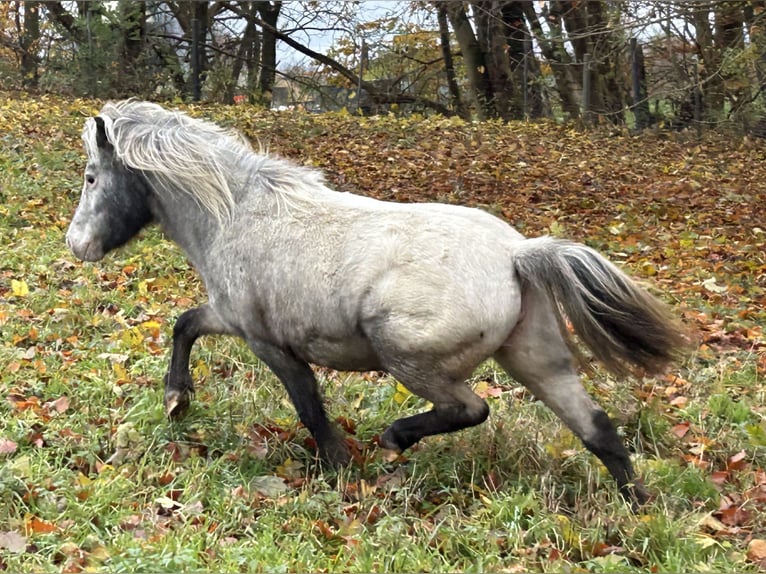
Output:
[164, 305, 228, 417]
[581, 410, 649, 509]
[251, 343, 349, 467]
[379, 400, 490, 452]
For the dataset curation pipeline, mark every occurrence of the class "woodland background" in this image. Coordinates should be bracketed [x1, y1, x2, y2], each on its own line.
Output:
[1, 1, 766, 131]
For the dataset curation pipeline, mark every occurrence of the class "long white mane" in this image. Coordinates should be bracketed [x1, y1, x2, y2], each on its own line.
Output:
[82, 100, 326, 220]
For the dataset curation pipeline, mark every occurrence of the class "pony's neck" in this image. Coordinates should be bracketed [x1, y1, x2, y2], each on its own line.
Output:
[147, 186, 224, 272]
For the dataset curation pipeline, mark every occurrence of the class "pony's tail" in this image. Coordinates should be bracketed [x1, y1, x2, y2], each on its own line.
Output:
[512, 236, 690, 378]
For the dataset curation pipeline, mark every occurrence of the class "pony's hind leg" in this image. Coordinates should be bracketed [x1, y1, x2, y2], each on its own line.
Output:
[378, 369, 490, 453]
[165, 304, 231, 417]
[493, 290, 649, 508]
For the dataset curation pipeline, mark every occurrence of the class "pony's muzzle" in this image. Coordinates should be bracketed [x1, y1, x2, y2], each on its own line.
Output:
[65, 226, 104, 262]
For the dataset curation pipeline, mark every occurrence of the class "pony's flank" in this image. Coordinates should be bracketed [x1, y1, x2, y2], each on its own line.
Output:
[85, 101, 256, 221]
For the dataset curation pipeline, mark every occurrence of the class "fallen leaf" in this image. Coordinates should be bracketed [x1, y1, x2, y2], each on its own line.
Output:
[717, 504, 751, 527]
[0, 438, 18, 455]
[710, 470, 729, 486]
[669, 395, 689, 408]
[250, 475, 288, 498]
[25, 514, 58, 535]
[748, 539, 766, 569]
[393, 382, 412, 405]
[475, 380, 504, 399]
[670, 422, 690, 438]
[0, 530, 27, 553]
[701, 277, 728, 294]
[698, 513, 729, 533]
[275, 458, 303, 480]
[11, 279, 29, 297]
[47, 395, 70, 414]
[726, 450, 748, 472]
[590, 542, 625, 557]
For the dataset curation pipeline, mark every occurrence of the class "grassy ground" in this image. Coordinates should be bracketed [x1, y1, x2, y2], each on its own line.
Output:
[1, 92, 765, 572]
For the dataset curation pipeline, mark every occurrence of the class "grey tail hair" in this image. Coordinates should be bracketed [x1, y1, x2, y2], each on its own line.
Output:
[513, 236, 690, 378]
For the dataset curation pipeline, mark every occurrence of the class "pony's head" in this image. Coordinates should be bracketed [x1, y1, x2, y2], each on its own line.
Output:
[67, 100, 251, 261]
[66, 114, 154, 262]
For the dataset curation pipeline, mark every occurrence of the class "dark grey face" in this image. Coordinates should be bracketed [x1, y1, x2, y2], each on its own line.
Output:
[66, 117, 153, 262]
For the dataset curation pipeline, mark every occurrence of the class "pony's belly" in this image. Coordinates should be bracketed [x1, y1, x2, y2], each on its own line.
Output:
[299, 337, 382, 372]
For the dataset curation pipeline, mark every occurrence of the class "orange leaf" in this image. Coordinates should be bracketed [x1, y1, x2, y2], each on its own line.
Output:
[313, 519, 338, 540]
[717, 505, 751, 527]
[669, 395, 688, 408]
[748, 539, 766, 567]
[727, 450, 748, 472]
[25, 515, 58, 535]
[10, 396, 41, 413]
[710, 470, 729, 486]
[590, 542, 625, 557]
[670, 422, 690, 438]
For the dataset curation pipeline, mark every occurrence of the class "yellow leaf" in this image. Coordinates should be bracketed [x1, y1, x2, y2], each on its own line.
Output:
[112, 362, 128, 382]
[120, 327, 144, 349]
[76, 472, 92, 488]
[695, 535, 719, 549]
[554, 514, 580, 548]
[192, 360, 210, 380]
[141, 320, 162, 339]
[11, 280, 29, 297]
[393, 382, 412, 405]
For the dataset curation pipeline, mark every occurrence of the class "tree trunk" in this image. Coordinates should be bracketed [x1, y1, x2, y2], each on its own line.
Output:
[558, 0, 624, 124]
[246, 24, 261, 105]
[43, 2, 85, 44]
[20, 1, 40, 89]
[444, 1, 493, 119]
[502, 1, 549, 118]
[256, 1, 281, 107]
[224, 1, 259, 104]
[716, 1, 745, 49]
[522, 0, 579, 119]
[476, 0, 517, 119]
[631, 38, 650, 129]
[436, 3, 467, 119]
[118, 1, 146, 89]
[171, 1, 209, 98]
[716, 1, 747, 117]
[750, 1, 766, 99]
[194, 1, 209, 87]
[692, 1, 725, 120]
[587, 1, 624, 124]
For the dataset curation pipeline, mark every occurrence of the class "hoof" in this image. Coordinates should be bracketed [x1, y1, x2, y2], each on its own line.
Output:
[623, 479, 651, 512]
[164, 389, 191, 419]
[320, 438, 352, 469]
[379, 427, 405, 452]
[315, 425, 352, 468]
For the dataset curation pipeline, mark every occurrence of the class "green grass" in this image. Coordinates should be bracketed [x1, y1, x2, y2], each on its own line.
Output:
[1, 93, 765, 572]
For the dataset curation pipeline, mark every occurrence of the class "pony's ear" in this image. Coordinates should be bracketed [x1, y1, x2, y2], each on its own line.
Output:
[94, 116, 111, 151]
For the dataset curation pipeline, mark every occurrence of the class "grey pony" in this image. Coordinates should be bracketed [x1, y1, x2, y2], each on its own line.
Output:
[66, 101, 688, 508]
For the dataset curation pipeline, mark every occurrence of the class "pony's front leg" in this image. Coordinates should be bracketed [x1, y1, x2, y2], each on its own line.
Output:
[247, 341, 350, 467]
[164, 304, 230, 418]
